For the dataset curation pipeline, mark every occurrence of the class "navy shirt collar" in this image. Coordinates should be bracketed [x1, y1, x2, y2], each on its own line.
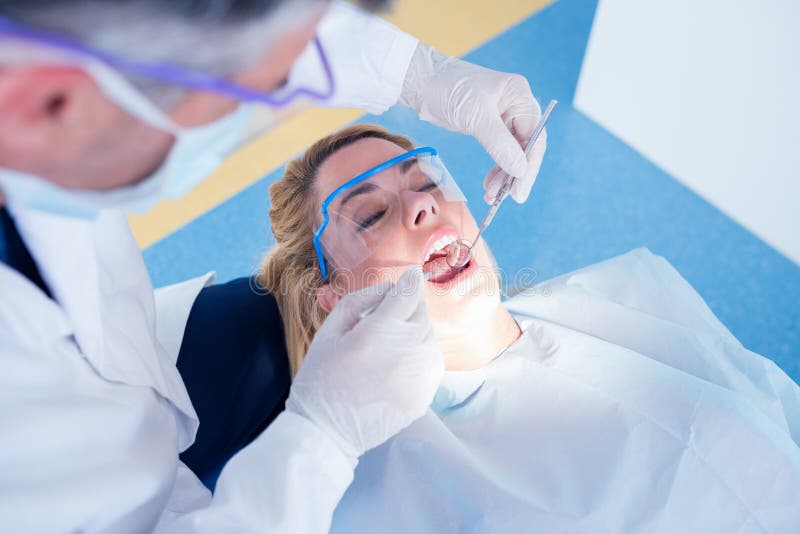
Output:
[0, 206, 52, 298]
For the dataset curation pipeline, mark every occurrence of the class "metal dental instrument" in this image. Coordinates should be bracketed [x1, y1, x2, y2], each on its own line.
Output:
[446, 99, 558, 269]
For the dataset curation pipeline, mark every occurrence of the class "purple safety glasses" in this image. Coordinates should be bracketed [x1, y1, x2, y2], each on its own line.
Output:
[0, 15, 335, 107]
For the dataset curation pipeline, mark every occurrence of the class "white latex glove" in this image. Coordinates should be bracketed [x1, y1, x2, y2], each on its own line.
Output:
[285, 267, 444, 460]
[400, 43, 547, 204]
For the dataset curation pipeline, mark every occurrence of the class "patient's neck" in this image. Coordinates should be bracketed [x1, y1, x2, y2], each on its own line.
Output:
[436, 302, 521, 371]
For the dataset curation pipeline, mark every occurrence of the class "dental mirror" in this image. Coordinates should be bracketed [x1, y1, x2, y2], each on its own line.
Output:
[445, 239, 473, 269]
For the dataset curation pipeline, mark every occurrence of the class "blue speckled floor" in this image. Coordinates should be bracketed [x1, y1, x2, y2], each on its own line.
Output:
[144, 0, 800, 381]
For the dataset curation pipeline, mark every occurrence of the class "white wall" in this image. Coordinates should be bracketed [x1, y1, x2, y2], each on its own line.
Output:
[574, 0, 800, 264]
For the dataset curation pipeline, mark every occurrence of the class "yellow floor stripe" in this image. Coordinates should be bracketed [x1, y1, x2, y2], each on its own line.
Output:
[129, 0, 553, 248]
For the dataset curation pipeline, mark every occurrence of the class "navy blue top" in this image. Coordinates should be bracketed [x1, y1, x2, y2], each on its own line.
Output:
[0, 207, 51, 298]
[1, 206, 290, 491]
[175, 277, 291, 490]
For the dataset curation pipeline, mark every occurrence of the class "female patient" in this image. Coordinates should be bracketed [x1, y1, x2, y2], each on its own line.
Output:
[259, 124, 800, 532]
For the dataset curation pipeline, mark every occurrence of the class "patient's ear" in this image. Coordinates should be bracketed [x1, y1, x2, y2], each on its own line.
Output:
[317, 283, 343, 314]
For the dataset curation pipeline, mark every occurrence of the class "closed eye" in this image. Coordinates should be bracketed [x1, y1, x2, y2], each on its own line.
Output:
[357, 209, 387, 230]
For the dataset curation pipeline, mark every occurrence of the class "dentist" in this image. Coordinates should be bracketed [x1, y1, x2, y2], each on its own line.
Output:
[0, 0, 546, 531]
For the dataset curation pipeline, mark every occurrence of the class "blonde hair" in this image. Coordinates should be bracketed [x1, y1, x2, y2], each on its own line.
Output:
[258, 124, 414, 377]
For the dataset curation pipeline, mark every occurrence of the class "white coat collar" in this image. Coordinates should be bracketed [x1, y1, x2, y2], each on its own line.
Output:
[7, 205, 199, 450]
[0, 262, 72, 345]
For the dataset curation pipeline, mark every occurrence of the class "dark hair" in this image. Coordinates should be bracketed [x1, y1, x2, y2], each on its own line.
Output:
[0, 0, 391, 107]
[2, 1, 287, 23]
[0, 0, 391, 24]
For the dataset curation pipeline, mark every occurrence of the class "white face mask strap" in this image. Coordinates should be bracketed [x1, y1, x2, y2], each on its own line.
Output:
[81, 55, 181, 134]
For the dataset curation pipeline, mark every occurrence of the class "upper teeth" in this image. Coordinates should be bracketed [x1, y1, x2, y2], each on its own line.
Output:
[424, 235, 458, 263]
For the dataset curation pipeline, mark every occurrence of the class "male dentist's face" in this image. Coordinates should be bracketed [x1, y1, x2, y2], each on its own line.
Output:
[0, 5, 327, 197]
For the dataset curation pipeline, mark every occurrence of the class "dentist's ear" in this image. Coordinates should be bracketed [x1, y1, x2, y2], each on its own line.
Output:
[317, 283, 344, 314]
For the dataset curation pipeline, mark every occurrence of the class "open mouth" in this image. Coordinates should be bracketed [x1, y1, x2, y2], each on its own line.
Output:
[421, 234, 472, 285]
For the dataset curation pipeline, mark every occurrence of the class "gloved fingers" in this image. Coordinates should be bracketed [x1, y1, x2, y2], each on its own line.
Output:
[362, 266, 425, 325]
[499, 79, 541, 144]
[509, 127, 546, 203]
[494, 78, 546, 204]
[507, 112, 539, 145]
[472, 112, 529, 183]
[482, 165, 506, 204]
[481, 122, 547, 204]
[323, 278, 395, 334]
[402, 297, 436, 345]
[419, 347, 445, 395]
[406, 294, 432, 327]
[475, 93, 541, 204]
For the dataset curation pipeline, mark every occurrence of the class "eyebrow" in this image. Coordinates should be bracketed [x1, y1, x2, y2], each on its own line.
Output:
[338, 181, 379, 210]
[399, 158, 418, 174]
[336, 158, 420, 210]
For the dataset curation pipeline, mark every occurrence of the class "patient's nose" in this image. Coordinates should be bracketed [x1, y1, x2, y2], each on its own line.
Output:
[401, 190, 439, 228]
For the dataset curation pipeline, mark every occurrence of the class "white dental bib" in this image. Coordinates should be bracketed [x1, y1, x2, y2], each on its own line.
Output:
[330, 248, 800, 533]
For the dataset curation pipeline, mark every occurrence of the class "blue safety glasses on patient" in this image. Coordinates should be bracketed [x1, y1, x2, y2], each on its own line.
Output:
[313, 147, 466, 279]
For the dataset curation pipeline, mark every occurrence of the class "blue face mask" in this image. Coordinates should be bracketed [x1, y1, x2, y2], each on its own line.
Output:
[0, 40, 257, 219]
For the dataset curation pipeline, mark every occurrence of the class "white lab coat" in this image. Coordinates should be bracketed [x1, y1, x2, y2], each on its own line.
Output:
[0, 3, 417, 532]
[329, 249, 800, 533]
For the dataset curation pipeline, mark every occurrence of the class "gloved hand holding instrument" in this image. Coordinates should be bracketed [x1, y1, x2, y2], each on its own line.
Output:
[401, 44, 548, 205]
[445, 99, 558, 268]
